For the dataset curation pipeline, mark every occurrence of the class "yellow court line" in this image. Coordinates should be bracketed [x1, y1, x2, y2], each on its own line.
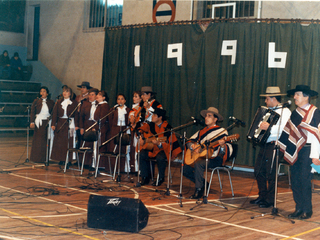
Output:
[0, 208, 100, 240]
[281, 226, 320, 240]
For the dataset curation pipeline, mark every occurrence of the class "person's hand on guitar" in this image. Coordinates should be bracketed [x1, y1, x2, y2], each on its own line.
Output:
[218, 139, 226, 148]
[139, 136, 145, 146]
[151, 138, 160, 147]
[143, 101, 150, 109]
[191, 143, 201, 153]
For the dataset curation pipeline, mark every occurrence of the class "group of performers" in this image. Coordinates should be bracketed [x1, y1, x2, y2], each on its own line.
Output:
[250, 85, 320, 220]
[29, 82, 320, 219]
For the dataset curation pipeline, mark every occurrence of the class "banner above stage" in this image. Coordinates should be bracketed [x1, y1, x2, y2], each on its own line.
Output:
[101, 22, 320, 166]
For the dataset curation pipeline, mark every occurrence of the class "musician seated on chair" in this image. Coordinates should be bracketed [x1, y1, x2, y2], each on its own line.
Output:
[249, 86, 291, 208]
[138, 108, 181, 186]
[183, 107, 233, 199]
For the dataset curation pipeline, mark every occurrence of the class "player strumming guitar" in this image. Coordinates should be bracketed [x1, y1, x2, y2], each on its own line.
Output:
[183, 107, 235, 199]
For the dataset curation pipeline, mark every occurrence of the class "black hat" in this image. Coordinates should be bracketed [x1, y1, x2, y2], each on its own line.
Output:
[287, 85, 318, 97]
[77, 81, 92, 89]
[152, 108, 166, 118]
[13, 52, 19, 57]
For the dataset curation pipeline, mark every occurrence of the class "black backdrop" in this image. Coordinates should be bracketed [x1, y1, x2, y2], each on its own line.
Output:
[102, 22, 320, 166]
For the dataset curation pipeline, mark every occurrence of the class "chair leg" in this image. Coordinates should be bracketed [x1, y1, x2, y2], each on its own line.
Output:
[95, 155, 101, 178]
[217, 170, 223, 193]
[150, 161, 154, 181]
[227, 170, 234, 197]
[64, 150, 70, 173]
[80, 151, 87, 176]
[113, 156, 119, 180]
[108, 156, 112, 175]
[206, 170, 215, 197]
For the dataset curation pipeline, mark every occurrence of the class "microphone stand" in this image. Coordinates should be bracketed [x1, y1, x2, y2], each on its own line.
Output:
[135, 129, 142, 187]
[178, 131, 187, 207]
[164, 130, 173, 196]
[25, 105, 31, 163]
[45, 116, 52, 167]
[190, 139, 227, 210]
[251, 105, 294, 223]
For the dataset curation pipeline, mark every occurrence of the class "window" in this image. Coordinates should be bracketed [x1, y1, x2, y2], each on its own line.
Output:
[0, 0, 26, 33]
[84, 0, 123, 31]
[195, 1, 255, 20]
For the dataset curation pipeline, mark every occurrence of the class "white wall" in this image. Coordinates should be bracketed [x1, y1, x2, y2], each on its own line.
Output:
[27, 0, 105, 93]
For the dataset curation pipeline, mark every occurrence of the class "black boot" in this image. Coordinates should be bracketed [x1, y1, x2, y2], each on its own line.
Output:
[141, 177, 150, 186]
[152, 178, 164, 186]
[189, 188, 204, 199]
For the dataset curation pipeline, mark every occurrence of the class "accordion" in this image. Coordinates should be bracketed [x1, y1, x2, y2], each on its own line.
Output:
[247, 106, 280, 145]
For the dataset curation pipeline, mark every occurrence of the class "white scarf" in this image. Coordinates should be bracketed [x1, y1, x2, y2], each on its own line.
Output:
[117, 105, 127, 126]
[35, 98, 50, 128]
[61, 98, 72, 118]
[89, 101, 97, 121]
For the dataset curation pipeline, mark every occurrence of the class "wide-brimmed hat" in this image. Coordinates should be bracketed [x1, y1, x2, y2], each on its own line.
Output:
[260, 86, 286, 97]
[287, 85, 318, 97]
[152, 108, 166, 118]
[200, 107, 223, 121]
[77, 81, 92, 89]
[141, 86, 155, 94]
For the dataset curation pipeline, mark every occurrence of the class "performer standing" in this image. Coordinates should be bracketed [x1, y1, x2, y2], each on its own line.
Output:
[128, 91, 144, 172]
[50, 86, 79, 165]
[75, 81, 92, 103]
[108, 94, 131, 172]
[279, 85, 320, 220]
[94, 90, 110, 168]
[30, 86, 55, 163]
[141, 86, 162, 122]
[79, 88, 99, 169]
[138, 108, 181, 186]
[183, 107, 233, 199]
[250, 87, 291, 208]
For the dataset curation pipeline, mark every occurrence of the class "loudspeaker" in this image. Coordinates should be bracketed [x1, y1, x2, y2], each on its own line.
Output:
[87, 195, 149, 233]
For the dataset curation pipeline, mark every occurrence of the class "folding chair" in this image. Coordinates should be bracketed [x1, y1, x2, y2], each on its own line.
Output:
[207, 143, 238, 197]
[64, 130, 98, 175]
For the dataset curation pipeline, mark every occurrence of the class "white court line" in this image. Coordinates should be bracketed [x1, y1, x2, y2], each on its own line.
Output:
[0, 213, 86, 219]
[0, 234, 23, 240]
[8, 172, 139, 199]
[149, 205, 302, 240]
[0, 184, 87, 212]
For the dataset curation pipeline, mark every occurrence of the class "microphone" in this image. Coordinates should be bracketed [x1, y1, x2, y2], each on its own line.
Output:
[191, 116, 205, 126]
[229, 116, 245, 126]
[114, 104, 122, 108]
[280, 100, 292, 108]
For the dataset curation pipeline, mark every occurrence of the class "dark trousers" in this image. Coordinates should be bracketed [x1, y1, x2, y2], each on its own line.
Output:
[184, 157, 223, 189]
[254, 143, 278, 203]
[140, 150, 167, 179]
[291, 145, 313, 212]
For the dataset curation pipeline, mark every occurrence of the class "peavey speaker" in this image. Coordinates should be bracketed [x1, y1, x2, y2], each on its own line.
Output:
[87, 195, 149, 233]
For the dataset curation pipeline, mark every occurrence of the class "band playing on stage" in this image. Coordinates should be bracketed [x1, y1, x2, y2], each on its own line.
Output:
[28, 83, 320, 220]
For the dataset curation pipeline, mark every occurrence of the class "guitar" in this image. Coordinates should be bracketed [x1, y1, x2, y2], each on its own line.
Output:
[184, 134, 240, 166]
[140, 135, 167, 151]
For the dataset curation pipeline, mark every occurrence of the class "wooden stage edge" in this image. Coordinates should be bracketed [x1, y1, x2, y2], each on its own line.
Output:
[0, 137, 320, 239]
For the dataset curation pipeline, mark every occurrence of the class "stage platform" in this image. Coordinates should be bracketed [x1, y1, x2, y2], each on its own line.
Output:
[0, 137, 319, 239]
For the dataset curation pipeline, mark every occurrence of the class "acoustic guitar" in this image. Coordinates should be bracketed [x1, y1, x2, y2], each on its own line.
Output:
[140, 136, 167, 151]
[184, 134, 240, 166]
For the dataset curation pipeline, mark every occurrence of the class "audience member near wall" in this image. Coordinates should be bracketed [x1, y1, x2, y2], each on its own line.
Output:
[0, 50, 11, 79]
[10, 52, 23, 80]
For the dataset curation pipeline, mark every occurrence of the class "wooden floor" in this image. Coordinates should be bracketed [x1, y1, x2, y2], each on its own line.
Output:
[0, 137, 320, 240]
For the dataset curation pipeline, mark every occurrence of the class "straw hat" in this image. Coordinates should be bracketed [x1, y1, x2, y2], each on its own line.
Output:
[200, 107, 223, 121]
[260, 86, 286, 97]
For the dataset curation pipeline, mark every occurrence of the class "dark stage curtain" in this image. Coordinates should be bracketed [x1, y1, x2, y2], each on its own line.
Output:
[101, 22, 320, 166]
